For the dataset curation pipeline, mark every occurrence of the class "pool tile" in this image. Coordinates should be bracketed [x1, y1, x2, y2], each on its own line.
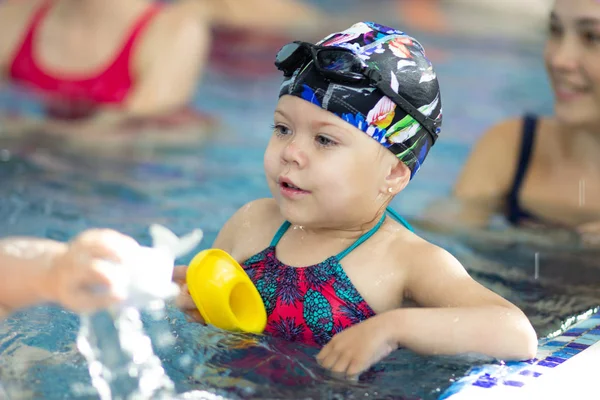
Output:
[566, 342, 590, 350]
[503, 380, 525, 387]
[472, 374, 498, 388]
[519, 370, 542, 378]
[544, 356, 566, 364]
[562, 329, 586, 337]
[552, 350, 577, 359]
[549, 336, 572, 342]
[572, 320, 600, 329]
[574, 337, 597, 345]
[537, 360, 559, 368]
[541, 341, 568, 347]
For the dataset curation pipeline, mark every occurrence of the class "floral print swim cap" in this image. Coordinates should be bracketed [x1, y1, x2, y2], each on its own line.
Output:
[278, 22, 443, 178]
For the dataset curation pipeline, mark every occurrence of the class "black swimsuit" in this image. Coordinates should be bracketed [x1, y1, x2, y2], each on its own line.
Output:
[506, 114, 538, 225]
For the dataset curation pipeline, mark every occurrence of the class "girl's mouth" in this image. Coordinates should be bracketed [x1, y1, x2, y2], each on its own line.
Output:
[278, 179, 310, 198]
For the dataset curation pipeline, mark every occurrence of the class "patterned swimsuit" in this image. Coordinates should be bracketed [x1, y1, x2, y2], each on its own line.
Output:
[241, 209, 412, 347]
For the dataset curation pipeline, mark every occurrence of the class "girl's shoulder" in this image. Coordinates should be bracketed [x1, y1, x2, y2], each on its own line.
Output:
[224, 198, 285, 261]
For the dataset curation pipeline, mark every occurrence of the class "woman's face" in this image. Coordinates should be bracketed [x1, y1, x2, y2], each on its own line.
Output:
[545, 0, 600, 129]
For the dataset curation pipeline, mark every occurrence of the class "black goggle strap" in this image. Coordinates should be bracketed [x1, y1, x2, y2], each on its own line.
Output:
[365, 69, 440, 144]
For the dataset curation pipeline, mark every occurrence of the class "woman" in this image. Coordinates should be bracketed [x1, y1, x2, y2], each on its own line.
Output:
[0, 0, 210, 140]
[452, 0, 600, 244]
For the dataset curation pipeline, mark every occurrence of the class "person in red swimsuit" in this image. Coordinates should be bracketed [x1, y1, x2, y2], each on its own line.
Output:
[0, 0, 210, 141]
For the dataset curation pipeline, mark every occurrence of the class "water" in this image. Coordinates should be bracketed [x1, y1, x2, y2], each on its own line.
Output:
[78, 309, 176, 400]
[0, 3, 599, 399]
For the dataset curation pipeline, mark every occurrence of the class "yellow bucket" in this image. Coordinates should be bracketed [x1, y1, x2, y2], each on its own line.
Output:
[186, 249, 267, 334]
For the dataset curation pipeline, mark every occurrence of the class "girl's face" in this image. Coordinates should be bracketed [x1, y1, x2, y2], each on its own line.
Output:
[264, 95, 407, 229]
[545, 0, 600, 129]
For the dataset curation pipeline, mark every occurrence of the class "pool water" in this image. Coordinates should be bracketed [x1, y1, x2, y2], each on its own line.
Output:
[1, 3, 599, 399]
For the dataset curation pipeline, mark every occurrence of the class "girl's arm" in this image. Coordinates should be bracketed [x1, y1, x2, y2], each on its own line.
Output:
[394, 244, 537, 360]
[317, 242, 537, 378]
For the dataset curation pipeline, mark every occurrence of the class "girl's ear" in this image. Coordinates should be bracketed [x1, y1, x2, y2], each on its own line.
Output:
[380, 160, 411, 196]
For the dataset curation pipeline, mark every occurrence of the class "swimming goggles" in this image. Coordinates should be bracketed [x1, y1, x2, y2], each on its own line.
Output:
[275, 41, 441, 144]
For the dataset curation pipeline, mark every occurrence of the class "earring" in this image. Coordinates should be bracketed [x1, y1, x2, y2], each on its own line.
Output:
[387, 187, 393, 194]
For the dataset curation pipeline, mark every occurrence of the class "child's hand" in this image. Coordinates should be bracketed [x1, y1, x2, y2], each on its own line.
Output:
[172, 265, 205, 324]
[316, 314, 397, 379]
[46, 229, 138, 313]
[577, 221, 600, 247]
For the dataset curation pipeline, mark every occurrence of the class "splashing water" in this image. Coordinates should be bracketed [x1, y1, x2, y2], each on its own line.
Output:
[77, 308, 175, 400]
[75, 225, 209, 400]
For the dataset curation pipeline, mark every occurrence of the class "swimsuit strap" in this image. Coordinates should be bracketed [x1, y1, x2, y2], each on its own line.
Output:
[270, 220, 291, 247]
[269, 207, 412, 260]
[507, 114, 538, 224]
[385, 206, 414, 232]
[335, 213, 386, 261]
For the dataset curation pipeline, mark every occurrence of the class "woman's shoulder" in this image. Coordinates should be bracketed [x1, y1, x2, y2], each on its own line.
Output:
[0, 0, 45, 70]
[480, 116, 530, 149]
[134, 1, 206, 50]
[454, 115, 544, 199]
[479, 114, 553, 148]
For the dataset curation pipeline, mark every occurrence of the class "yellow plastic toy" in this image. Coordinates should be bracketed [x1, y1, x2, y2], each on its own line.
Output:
[186, 249, 267, 334]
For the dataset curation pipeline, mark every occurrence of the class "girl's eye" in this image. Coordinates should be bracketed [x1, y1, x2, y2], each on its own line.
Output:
[315, 134, 336, 147]
[273, 124, 292, 137]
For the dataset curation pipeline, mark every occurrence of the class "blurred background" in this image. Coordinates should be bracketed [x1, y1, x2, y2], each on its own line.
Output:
[3, 1, 599, 400]
[0, 0, 556, 217]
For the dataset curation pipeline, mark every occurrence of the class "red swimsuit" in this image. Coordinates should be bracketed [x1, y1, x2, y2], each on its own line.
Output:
[241, 216, 386, 347]
[9, 1, 161, 119]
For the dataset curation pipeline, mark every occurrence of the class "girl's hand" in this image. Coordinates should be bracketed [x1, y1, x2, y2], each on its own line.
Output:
[172, 265, 205, 324]
[316, 313, 397, 379]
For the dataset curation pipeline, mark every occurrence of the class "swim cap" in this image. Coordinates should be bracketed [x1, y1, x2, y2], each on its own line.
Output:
[277, 22, 442, 178]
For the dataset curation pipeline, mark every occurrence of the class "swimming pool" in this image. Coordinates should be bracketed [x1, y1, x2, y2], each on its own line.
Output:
[1, 3, 599, 399]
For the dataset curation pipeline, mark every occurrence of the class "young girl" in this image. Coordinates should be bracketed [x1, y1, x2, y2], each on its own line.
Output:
[175, 22, 538, 378]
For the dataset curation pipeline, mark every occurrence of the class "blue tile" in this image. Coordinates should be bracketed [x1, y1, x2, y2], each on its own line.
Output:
[567, 342, 590, 350]
[538, 360, 559, 368]
[574, 320, 600, 329]
[582, 331, 600, 337]
[552, 350, 576, 359]
[560, 347, 583, 356]
[519, 370, 542, 378]
[473, 374, 498, 389]
[574, 337, 597, 345]
[504, 360, 530, 368]
[541, 341, 568, 347]
[563, 329, 586, 337]
[544, 356, 567, 364]
[473, 380, 496, 388]
[503, 380, 525, 387]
